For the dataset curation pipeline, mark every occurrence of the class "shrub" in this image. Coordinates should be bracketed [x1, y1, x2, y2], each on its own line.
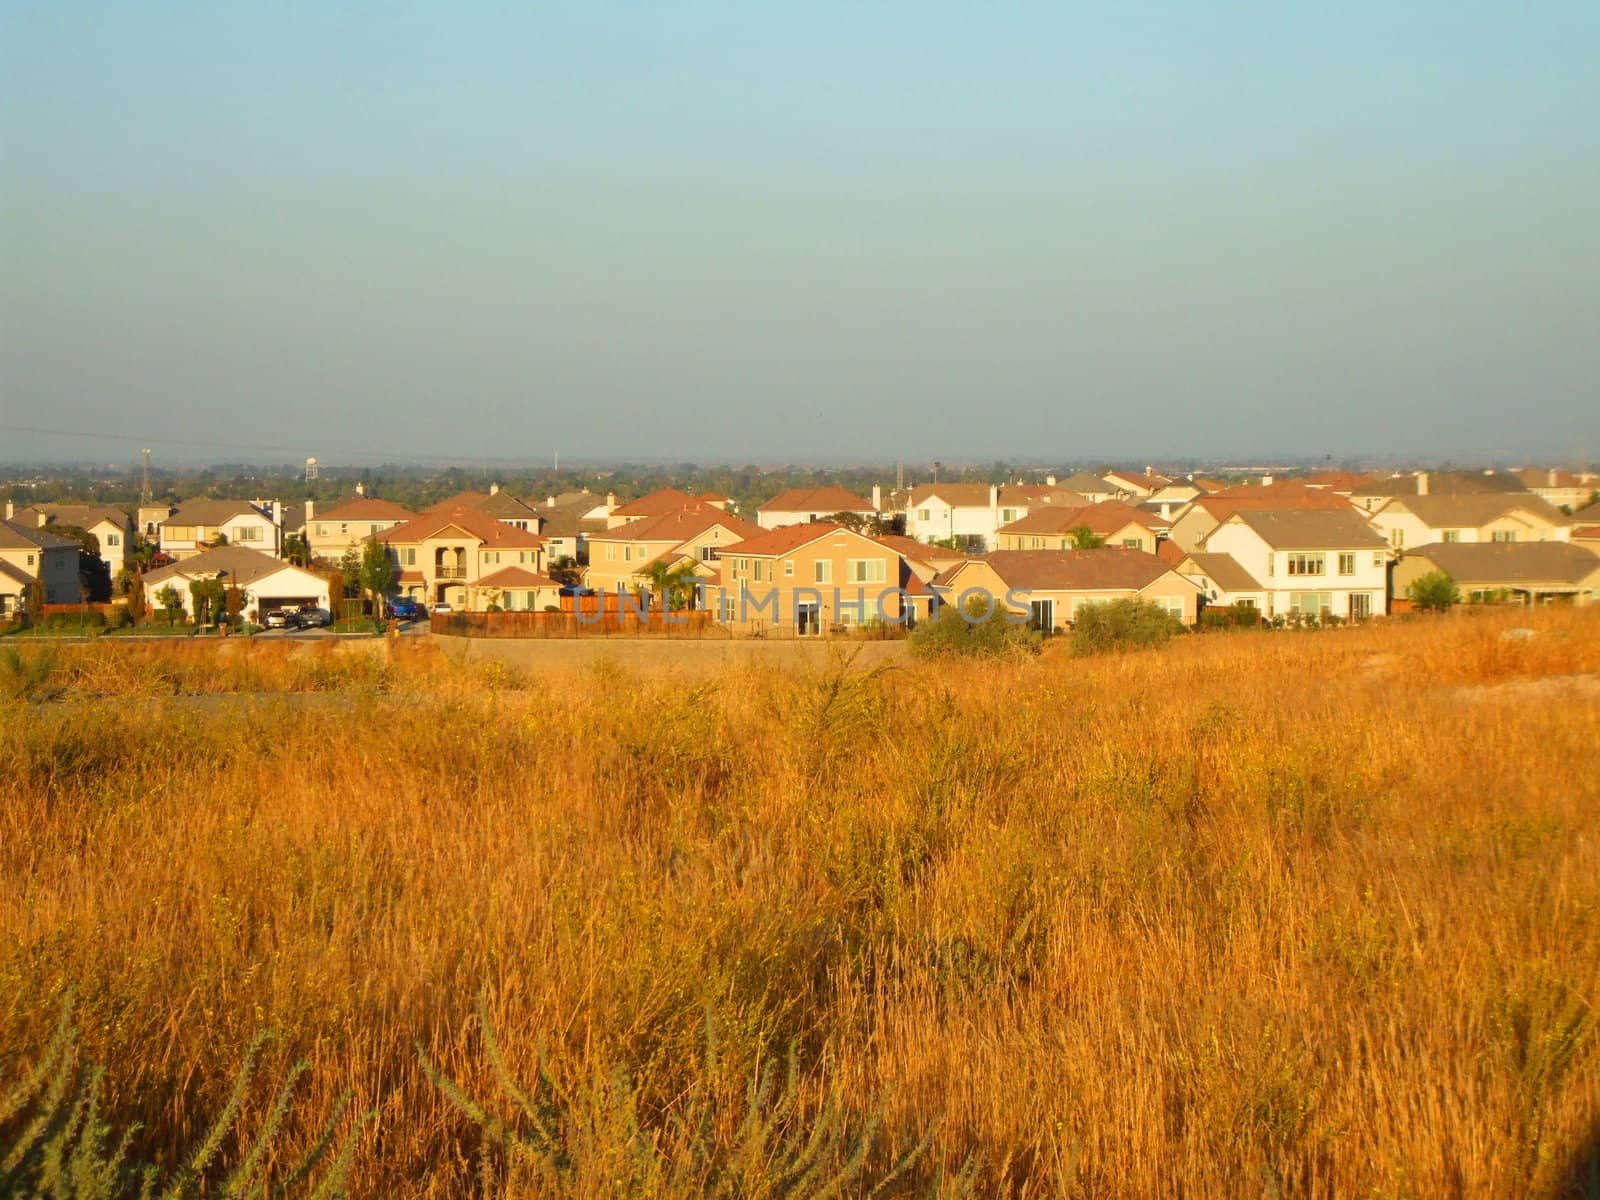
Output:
[911, 597, 1039, 659]
[1409, 569, 1461, 613]
[1071, 598, 1183, 656]
[1200, 601, 1262, 630]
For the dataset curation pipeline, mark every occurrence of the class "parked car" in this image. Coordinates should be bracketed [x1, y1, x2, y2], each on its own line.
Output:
[263, 608, 295, 629]
[387, 597, 426, 621]
[430, 602, 454, 616]
[295, 606, 329, 628]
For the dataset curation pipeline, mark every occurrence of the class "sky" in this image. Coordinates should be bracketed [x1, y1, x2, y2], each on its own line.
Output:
[2, 1, 1597, 466]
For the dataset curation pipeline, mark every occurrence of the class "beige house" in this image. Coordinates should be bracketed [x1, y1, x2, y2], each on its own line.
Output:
[603, 488, 702, 529]
[1369, 494, 1570, 551]
[158, 499, 283, 559]
[995, 501, 1162, 553]
[1174, 552, 1268, 611]
[143, 545, 332, 622]
[379, 507, 547, 610]
[1394, 542, 1600, 606]
[757, 485, 878, 530]
[1514, 468, 1597, 512]
[584, 505, 764, 595]
[1167, 485, 1356, 553]
[932, 549, 1202, 631]
[470, 566, 564, 612]
[0, 518, 80, 613]
[305, 498, 420, 562]
[7, 502, 133, 578]
[718, 523, 915, 634]
[1349, 470, 1525, 513]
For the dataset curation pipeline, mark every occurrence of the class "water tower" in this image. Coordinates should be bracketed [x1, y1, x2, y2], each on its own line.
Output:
[305, 456, 318, 484]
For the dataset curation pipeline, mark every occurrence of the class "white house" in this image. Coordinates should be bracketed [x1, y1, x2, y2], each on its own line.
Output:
[905, 483, 1086, 551]
[8, 502, 134, 579]
[1174, 552, 1269, 612]
[143, 546, 332, 622]
[757, 485, 879, 531]
[1202, 509, 1389, 621]
[158, 499, 284, 559]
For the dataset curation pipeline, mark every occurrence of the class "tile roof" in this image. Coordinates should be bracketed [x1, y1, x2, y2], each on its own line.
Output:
[599, 505, 763, 545]
[1377, 493, 1570, 529]
[1406, 541, 1600, 585]
[0, 518, 78, 551]
[609, 488, 699, 518]
[378, 507, 545, 549]
[476, 565, 560, 589]
[938, 548, 1184, 593]
[1225, 509, 1386, 549]
[722, 521, 864, 557]
[997, 500, 1159, 537]
[1176, 552, 1264, 592]
[164, 499, 270, 526]
[313, 498, 420, 523]
[758, 486, 875, 514]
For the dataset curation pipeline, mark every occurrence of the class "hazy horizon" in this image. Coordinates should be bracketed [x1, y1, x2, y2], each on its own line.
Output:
[4, 3, 1597, 465]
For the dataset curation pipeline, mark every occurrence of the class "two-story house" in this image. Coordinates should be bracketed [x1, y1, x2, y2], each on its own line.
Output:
[584, 504, 764, 596]
[0, 518, 81, 614]
[1368, 494, 1571, 552]
[994, 501, 1162, 553]
[756, 486, 879, 530]
[1166, 484, 1355, 553]
[905, 484, 1087, 551]
[718, 523, 916, 634]
[1202, 509, 1389, 620]
[305, 498, 421, 563]
[379, 507, 547, 610]
[158, 500, 283, 560]
[8, 502, 134, 578]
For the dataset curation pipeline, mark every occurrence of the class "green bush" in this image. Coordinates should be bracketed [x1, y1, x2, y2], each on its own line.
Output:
[911, 597, 1040, 659]
[1071, 599, 1183, 657]
[1199, 601, 1262, 630]
[41, 610, 106, 632]
[1408, 569, 1460, 613]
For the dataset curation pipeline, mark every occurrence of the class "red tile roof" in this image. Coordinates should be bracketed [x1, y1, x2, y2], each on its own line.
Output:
[476, 565, 559, 589]
[758, 486, 875, 515]
[314, 498, 420, 522]
[378, 507, 545, 549]
[600, 505, 764, 545]
[609, 488, 699, 518]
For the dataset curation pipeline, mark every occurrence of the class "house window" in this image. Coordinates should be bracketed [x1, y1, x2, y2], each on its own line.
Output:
[1350, 593, 1372, 620]
[1286, 553, 1325, 576]
[814, 561, 832, 584]
[105, 533, 120, 547]
[1372, 552, 1384, 567]
[316, 524, 328, 537]
[525, 591, 537, 609]
[402, 548, 416, 566]
[1000, 508, 1019, 523]
[1492, 530, 1518, 543]
[1443, 530, 1460, 543]
[846, 559, 885, 584]
[1153, 596, 1185, 621]
[783, 560, 794, 577]
[339, 523, 348, 536]
[1338, 553, 1356, 576]
[1290, 591, 1332, 617]
[46, 587, 56, 603]
[917, 508, 930, 522]
[699, 546, 721, 562]
[606, 545, 616, 561]
[236, 525, 263, 542]
[720, 594, 739, 622]
[1391, 529, 1404, 549]
[1028, 598, 1054, 632]
[1121, 538, 1141, 549]
[26, 554, 35, 567]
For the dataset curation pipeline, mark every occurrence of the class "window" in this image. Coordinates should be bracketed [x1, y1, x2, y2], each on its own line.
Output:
[1372, 552, 1384, 567]
[106, 533, 120, 547]
[525, 591, 537, 609]
[316, 524, 328, 537]
[1442, 529, 1461, 543]
[699, 546, 721, 562]
[339, 523, 348, 536]
[720, 595, 739, 622]
[1153, 596, 1185, 621]
[1286, 553, 1325, 576]
[1266, 555, 1274, 576]
[1000, 508, 1020, 523]
[26, 554, 35, 567]
[1290, 591, 1332, 617]
[814, 560, 832, 584]
[1391, 529, 1404, 549]
[1338, 553, 1356, 576]
[846, 559, 885, 584]
[402, 548, 417, 566]
[917, 508, 930, 522]
[235, 525, 263, 542]
[1028, 598, 1054, 632]
[1121, 538, 1142, 549]
[783, 560, 794, 577]
[1492, 530, 1518, 543]
[606, 545, 616, 561]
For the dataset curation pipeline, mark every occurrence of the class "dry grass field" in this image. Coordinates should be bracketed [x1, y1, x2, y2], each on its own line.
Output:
[3, 609, 1599, 1197]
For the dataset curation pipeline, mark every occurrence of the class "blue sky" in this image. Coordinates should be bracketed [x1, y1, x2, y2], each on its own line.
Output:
[2, 2, 1597, 464]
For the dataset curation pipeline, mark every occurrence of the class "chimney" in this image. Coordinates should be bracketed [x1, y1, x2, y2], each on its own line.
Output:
[490, 482, 499, 495]
[1046, 474, 1057, 486]
[37, 512, 48, 527]
[3, 501, 10, 520]
[356, 481, 366, 496]
[1260, 474, 1274, 487]
[1549, 469, 1558, 488]
[989, 484, 1000, 514]
[606, 491, 617, 510]
[1145, 465, 1154, 477]
[871, 483, 882, 511]
[305, 501, 315, 525]
[1417, 472, 1430, 496]
[546, 495, 556, 507]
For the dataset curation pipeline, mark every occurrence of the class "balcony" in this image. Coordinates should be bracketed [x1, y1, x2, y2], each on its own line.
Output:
[434, 566, 468, 580]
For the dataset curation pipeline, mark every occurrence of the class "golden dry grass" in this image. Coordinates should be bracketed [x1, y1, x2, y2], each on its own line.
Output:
[3, 608, 1599, 1197]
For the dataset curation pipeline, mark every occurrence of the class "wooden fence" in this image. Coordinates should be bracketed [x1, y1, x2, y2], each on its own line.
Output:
[432, 610, 722, 639]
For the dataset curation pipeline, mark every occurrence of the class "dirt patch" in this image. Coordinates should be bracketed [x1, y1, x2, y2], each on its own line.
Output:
[1454, 673, 1600, 704]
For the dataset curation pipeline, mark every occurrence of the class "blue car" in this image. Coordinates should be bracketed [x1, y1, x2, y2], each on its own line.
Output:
[387, 598, 426, 621]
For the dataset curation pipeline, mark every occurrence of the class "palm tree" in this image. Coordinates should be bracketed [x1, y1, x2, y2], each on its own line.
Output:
[643, 560, 702, 612]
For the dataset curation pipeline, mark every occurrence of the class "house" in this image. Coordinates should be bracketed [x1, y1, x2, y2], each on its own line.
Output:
[470, 566, 564, 612]
[1349, 470, 1523, 513]
[0, 518, 81, 614]
[1167, 484, 1355, 553]
[904, 483, 1086, 551]
[931, 549, 1202, 631]
[137, 503, 172, 540]
[1101, 468, 1181, 500]
[425, 486, 543, 532]
[1514, 468, 1597, 512]
[7, 502, 134, 578]
[158, 499, 283, 560]
[305, 498, 420, 563]
[583, 504, 764, 596]
[756, 485, 878, 530]
[1174, 552, 1269, 612]
[142, 546, 332, 622]
[1201, 509, 1389, 620]
[871, 534, 967, 583]
[379, 506, 547, 610]
[533, 491, 612, 563]
[994, 501, 1162, 553]
[1368, 494, 1571, 552]
[718, 523, 915, 634]
[604, 488, 702, 529]
[1053, 472, 1126, 503]
[1573, 524, 1600, 557]
[1393, 542, 1600, 606]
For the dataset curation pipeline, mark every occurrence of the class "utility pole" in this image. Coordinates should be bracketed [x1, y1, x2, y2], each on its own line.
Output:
[140, 449, 152, 504]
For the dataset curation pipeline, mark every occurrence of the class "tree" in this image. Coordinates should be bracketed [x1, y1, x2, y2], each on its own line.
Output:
[282, 531, 310, 567]
[189, 578, 225, 626]
[1408, 569, 1460, 613]
[359, 535, 395, 616]
[208, 531, 229, 547]
[25, 573, 45, 627]
[911, 596, 1040, 658]
[339, 546, 361, 599]
[644, 559, 701, 611]
[156, 583, 183, 626]
[1067, 525, 1106, 550]
[123, 569, 147, 625]
[1072, 598, 1183, 657]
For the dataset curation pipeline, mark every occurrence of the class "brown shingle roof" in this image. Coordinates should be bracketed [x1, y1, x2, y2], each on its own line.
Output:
[164, 499, 270, 526]
[1376, 493, 1570, 529]
[601, 505, 763, 545]
[143, 545, 311, 588]
[313, 498, 420, 523]
[0, 518, 78, 551]
[1176, 552, 1264, 592]
[1406, 541, 1600, 586]
[939, 548, 1182, 593]
[1353, 471, 1524, 498]
[18, 504, 130, 531]
[1226, 509, 1386, 550]
[997, 500, 1158, 537]
[758, 486, 875, 515]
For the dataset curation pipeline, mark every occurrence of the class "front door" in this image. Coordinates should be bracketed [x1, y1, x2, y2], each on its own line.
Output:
[1029, 598, 1054, 632]
[797, 603, 821, 636]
